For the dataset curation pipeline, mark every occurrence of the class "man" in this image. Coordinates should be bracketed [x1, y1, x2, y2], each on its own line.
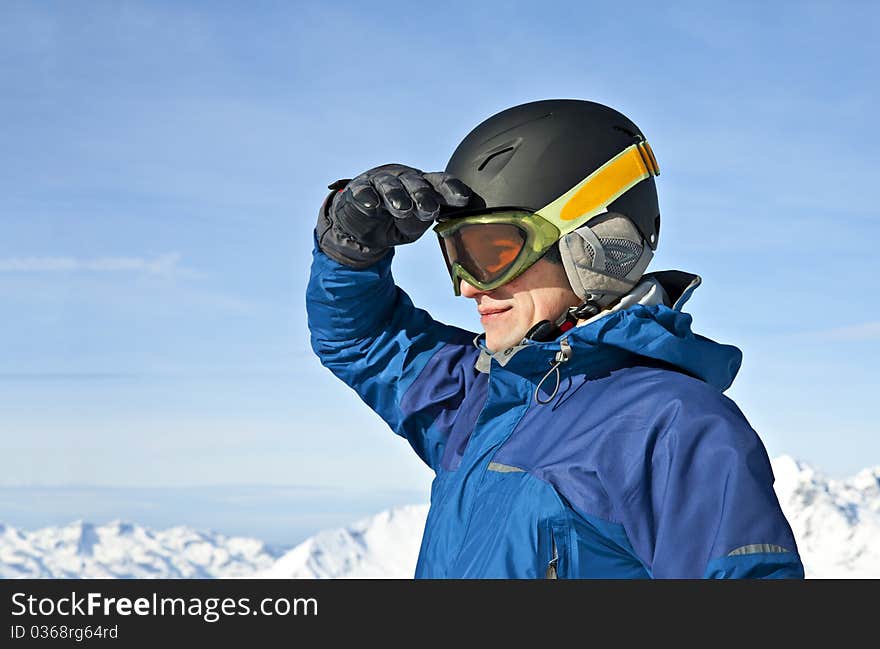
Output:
[306, 99, 804, 578]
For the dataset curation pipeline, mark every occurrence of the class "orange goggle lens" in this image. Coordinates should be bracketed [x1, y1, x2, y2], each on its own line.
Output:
[440, 223, 527, 284]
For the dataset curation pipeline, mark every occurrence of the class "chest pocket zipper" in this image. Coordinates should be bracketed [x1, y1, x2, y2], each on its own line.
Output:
[544, 520, 569, 579]
[544, 527, 559, 579]
[545, 536, 559, 579]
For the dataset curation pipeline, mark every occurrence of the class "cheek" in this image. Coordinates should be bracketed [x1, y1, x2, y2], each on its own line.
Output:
[512, 296, 536, 326]
[530, 293, 556, 321]
[535, 290, 575, 322]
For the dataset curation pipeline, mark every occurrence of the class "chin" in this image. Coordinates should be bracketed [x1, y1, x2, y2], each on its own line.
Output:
[485, 331, 521, 353]
[484, 334, 501, 353]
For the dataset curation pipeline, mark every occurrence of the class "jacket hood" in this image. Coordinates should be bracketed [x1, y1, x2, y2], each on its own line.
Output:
[475, 270, 743, 392]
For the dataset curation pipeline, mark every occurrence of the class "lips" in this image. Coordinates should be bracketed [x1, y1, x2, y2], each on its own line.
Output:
[479, 306, 511, 323]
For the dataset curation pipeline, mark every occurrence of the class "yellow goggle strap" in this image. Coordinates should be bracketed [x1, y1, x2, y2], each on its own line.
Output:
[535, 139, 660, 236]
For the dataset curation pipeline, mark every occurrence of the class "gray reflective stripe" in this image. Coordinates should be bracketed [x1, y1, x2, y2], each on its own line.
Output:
[487, 462, 525, 473]
[728, 544, 790, 556]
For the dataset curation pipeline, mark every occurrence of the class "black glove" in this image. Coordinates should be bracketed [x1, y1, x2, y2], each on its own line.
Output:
[316, 163, 472, 268]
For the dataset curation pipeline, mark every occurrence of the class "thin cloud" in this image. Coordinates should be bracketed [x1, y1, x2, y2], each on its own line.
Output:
[797, 321, 880, 342]
[0, 372, 142, 381]
[0, 253, 205, 278]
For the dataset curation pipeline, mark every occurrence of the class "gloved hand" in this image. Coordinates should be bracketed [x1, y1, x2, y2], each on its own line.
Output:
[316, 163, 472, 268]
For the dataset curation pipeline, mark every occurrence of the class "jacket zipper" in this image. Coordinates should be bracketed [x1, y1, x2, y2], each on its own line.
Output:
[545, 535, 558, 579]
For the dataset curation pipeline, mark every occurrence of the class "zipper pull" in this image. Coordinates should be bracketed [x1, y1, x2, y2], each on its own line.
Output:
[554, 338, 572, 364]
[534, 338, 572, 406]
[545, 536, 559, 579]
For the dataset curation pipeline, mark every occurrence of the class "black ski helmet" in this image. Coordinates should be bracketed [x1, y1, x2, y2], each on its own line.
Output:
[444, 99, 660, 250]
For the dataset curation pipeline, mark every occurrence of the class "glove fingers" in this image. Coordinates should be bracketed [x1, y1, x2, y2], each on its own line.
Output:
[345, 177, 381, 216]
[397, 171, 442, 222]
[322, 165, 462, 264]
[368, 172, 432, 243]
[423, 172, 472, 209]
[370, 173, 416, 219]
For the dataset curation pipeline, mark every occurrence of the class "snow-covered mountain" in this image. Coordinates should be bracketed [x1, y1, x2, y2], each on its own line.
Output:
[0, 520, 280, 578]
[772, 455, 880, 578]
[2, 456, 878, 579]
[254, 504, 427, 579]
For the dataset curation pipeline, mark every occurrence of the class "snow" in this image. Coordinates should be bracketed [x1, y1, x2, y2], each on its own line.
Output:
[254, 504, 427, 579]
[0, 519, 279, 578]
[1, 456, 878, 578]
[771, 456, 880, 578]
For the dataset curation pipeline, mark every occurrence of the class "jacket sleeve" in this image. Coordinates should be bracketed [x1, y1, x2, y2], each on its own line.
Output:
[623, 386, 805, 579]
[306, 230, 482, 472]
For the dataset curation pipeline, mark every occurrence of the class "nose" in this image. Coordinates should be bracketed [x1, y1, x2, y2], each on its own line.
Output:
[459, 278, 487, 298]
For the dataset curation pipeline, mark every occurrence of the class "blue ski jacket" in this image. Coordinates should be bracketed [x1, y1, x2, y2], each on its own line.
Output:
[306, 240, 804, 579]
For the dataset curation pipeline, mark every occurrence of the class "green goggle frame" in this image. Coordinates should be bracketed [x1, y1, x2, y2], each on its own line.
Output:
[434, 211, 560, 295]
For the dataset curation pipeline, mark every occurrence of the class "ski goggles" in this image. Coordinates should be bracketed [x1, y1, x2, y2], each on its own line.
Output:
[435, 211, 561, 295]
[435, 138, 660, 295]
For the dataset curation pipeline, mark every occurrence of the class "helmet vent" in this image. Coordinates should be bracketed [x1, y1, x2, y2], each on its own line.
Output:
[613, 125, 638, 138]
[473, 137, 523, 174]
[477, 146, 513, 171]
[477, 146, 515, 172]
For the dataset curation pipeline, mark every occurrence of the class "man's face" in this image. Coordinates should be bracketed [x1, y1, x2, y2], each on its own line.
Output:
[459, 258, 582, 352]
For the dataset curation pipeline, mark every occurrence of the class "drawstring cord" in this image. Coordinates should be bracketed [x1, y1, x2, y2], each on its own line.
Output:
[534, 338, 572, 405]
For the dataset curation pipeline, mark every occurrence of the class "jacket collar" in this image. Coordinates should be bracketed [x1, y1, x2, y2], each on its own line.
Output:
[475, 271, 700, 372]
[472, 270, 742, 392]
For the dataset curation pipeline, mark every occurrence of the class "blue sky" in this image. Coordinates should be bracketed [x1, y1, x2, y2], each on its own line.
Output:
[1, 0, 878, 513]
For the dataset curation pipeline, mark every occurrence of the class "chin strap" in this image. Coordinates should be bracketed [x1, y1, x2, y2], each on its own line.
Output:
[523, 299, 602, 343]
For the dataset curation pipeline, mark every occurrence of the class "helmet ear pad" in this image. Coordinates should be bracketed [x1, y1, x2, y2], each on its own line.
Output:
[558, 213, 654, 308]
